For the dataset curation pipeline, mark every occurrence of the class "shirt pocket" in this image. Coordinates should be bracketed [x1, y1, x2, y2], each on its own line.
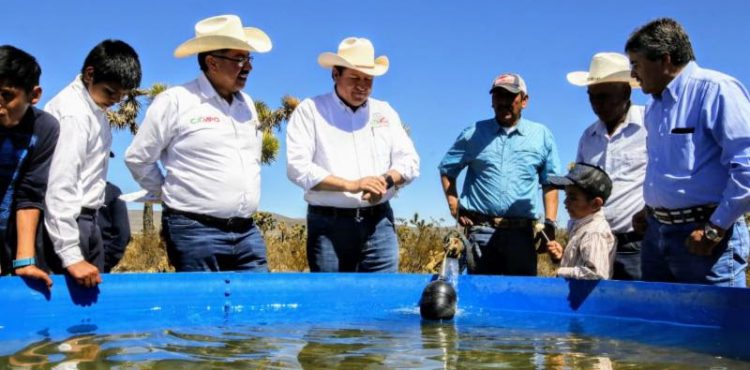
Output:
[610, 151, 647, 183]
[662, 129, 696, 178]
[513, 149, 542, 180]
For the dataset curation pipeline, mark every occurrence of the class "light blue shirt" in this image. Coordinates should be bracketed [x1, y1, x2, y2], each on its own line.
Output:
[644, 62, 750, 229]
[577, 105, 647, 233]
[439, 117, 560, 218]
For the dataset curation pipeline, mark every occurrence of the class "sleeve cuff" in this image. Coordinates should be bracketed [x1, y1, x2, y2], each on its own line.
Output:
[59, 247, 85, 268]
[304, 168, 331, 191]
[710, 204, 735, 230]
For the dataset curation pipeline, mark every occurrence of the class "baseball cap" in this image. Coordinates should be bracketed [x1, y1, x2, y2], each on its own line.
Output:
[548, 162, 612, 203]
[489, 73, 527, 94]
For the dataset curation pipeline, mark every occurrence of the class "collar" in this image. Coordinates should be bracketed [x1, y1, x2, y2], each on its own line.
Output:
[72, 75, 105, 114]
[662, 61, 698, 103]
[590, 104, 643, 137]
[569, 209, 606, 233]
[197, 72, 245, 105]
[331, 90, 368, 112]
[497, 118, 527, 136]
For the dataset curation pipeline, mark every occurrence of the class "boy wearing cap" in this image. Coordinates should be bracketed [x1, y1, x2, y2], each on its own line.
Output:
[45, 40, 141, 287]
[126, 15, 271, 272]
[286, 37, 419, 272]
[0, 46, 58, 289]
[547, 163, 615, 280]
[439, 73, 560, 276]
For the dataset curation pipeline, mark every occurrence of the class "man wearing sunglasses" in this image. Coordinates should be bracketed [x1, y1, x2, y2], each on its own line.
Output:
[126, 15, 272, 272]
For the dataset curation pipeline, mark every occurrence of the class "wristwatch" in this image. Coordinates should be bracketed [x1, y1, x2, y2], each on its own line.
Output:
[383, 174, 395, 189]
[704, 223, 722, 243]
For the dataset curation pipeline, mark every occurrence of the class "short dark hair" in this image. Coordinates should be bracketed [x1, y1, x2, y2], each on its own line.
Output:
[625, 18, 695, 67]
[197, 49, 229, 72]
[0, 45, 41, 93]
[81, 39, 142, 90]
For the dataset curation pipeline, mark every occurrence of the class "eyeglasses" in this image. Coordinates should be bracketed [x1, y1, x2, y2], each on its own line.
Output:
[210, 54, 254, 68]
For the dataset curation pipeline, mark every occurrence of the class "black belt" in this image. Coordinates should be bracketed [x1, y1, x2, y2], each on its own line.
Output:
[614, 231, 642, 246]
[164, 206, 254, 229]
[80, 207, 97, 216]
[646, 204, 716, 225]
[459, 209, 534, 229]
[308, 202, 390, 218]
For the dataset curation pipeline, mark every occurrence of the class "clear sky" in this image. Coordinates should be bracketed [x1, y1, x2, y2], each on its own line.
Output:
[4, 1, 750, 225]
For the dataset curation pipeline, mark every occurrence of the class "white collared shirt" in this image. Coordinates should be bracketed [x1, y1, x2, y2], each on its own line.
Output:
[44, 76, 112, 267]
[286, 92, 420, 208]
[125, 73, 262, 218]
[576, 105, 647, 234]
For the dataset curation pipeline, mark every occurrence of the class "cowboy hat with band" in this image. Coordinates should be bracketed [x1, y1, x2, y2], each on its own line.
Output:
[566, 52, 639, 88]
[318, 37, 389, 77]
[174, 14, 272, 57]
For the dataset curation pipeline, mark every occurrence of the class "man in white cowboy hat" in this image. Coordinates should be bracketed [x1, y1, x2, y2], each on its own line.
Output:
[125, 14, 272, 272]
[567, 52, 646, 280]
[286, 37, 419, 272]
[439, 73, 561, 276]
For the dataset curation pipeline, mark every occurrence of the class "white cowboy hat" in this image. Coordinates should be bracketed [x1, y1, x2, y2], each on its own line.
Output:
[318, 37, 389, 76]
[174, 15, 272, 58]
[566, 52, 639, 88]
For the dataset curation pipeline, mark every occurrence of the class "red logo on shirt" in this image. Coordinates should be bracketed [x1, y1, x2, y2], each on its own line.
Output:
[189, 116, 221, 124]
[370, 113, 390, 128]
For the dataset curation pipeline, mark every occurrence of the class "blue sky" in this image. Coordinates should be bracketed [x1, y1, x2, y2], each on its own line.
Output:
[5, 1, 750, 225]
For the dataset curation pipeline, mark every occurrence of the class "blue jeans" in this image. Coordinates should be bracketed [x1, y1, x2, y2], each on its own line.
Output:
[612, 240, 642, 281]
[306, 207, 398, 272]
[641, 215, 749, 287]
[466, 225, 536, 276]
[162, 213, 268, 272]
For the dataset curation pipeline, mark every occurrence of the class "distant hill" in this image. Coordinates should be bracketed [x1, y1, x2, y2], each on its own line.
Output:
[127, 210, 303, 233]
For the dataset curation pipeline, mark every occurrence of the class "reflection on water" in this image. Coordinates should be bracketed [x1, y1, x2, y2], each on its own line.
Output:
[1, 319, 747, 369]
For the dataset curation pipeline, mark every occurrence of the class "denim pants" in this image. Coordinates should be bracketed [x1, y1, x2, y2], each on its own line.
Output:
[162, 212, 268, 272]
[641, 214, 749, 287]
[466, 225, 536, 276]
[612, 240, 642, 281]
[306, 207, 399, 272]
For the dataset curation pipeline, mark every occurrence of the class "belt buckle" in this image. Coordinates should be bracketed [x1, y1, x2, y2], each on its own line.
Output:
[354, 208, 363, 223]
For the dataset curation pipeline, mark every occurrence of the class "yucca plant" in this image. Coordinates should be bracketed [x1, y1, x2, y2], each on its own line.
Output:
[256, 95, 300, 164]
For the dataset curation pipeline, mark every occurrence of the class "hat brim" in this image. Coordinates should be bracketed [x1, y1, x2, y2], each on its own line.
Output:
[547, 175, 575, 189]
[174, 27, 272, 58]
[318, 53, 389, 76]
[489, 85, 523, 94]
[566, 71, 640, 88]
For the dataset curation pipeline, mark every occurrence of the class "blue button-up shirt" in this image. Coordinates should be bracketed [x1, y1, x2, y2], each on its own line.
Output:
[439, 117, 560, 218]
[644, 61, 750, 229]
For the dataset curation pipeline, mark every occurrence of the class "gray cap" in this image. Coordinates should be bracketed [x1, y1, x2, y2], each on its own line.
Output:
[548, 162, 612, 203]
[489, 73, 528, 94]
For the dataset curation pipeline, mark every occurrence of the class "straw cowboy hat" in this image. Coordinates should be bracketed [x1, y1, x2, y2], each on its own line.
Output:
[174, 14, 272, 58]
[566, 52, 639, 88]
[318, 37, 389, 76]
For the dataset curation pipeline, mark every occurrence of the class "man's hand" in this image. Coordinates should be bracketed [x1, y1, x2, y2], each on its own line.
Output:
[349, 176, 387, 196]
[685, 223, 725, 256]
[15, 265, 53, 289]
[447, 196, 472, 226]
[632, 208, 648, 235]
[547, 241, 563, 262]
[361, 190, 384, 204]
[66, 261, 102, 288]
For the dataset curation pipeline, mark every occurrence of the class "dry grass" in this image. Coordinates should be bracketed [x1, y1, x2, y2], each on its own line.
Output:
[113, 213, 750, 285]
